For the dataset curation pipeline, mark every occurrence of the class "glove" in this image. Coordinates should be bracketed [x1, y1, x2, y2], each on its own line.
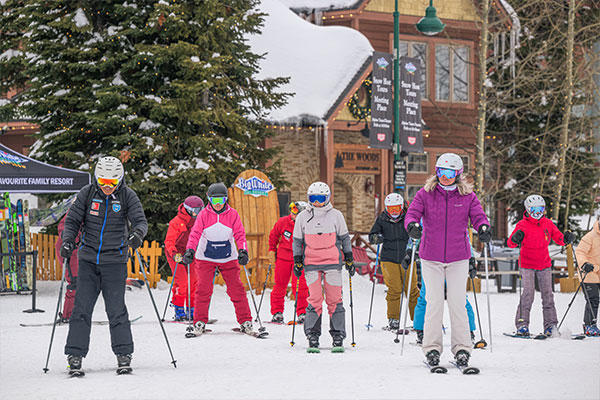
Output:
[478, 224, 492, 243]
[238, 249, 249, 266]
[60, 240, 75, 259]
[581, 262, 594, 273]
[511, 230, 525, 246]
[267, 250, 276, 264]
[344, 252, 355, 276]
[370, 233, 384, 245]
[293, 255, 304, 278]
[401, 252, 412, 270]
[469, 257, 477, 279]
[182, 248, 195, 265]
[128, 230, 143, 250]
[173, 253, 183, 263]
[563, 231, 576, 245]
[407, 222, 422, 240]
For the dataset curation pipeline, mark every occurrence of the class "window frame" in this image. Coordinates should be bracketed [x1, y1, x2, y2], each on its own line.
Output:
[434, 43, 471, 103]
[407, 152, 429, 174]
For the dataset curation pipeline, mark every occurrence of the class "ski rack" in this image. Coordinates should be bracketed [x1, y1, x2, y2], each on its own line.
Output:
[0, 250, 44, 313]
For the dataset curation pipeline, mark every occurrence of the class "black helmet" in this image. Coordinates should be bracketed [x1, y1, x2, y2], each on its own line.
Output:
[207, 182, 228, 198]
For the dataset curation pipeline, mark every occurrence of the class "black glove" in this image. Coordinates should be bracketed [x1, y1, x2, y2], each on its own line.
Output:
[511, 230, 525, 246]
[478, 224, 492, 243]
[182, 248, 195, 265]
[581, 262, 594, 273]
[370, 233, 384, 245]
[401, 252, 412, 270]
[128, 230, 143, 250]
[293, 255, 304, 278]
[563, 231, 576, 245]
[60, 240, 75, 259]
[407, 222, 422, 240]
[238, 249, 249, 266]
[469, 257, 477, 279]
[344, 252, 355, 276]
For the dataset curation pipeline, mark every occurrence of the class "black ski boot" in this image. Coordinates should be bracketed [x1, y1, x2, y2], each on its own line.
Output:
[332, 335, 345, 353]
[271, 312, 284, 324]
[67, 355, 84, 377]
[455, 350, 470, 367]
[116, 354, 133, 375]
[425, 350, 440, 367]
[297, 313, 306, 324]
[415, 330, 423, 346]
[307, 335, 320, 353]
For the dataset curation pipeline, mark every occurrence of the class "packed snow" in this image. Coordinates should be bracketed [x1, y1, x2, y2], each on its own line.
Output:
[1, 275, 598, 399]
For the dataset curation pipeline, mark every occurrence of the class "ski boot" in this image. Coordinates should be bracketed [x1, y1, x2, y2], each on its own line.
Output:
[454, 350, 470, 367]
[415, 330, 423, 346]
[516, 325, 530, 337]
[584, 324, 600, 337]
[297, 313, 306, 324]
[56, 312, 70, 325]
[332, 335, 345, 353]
[173, 305, 187, 321]
[194, 321, 206, 334]
[116, 354, 133, 375]
[388, 318, 400, 331]
[425, 349, 440, 367]
[240, 321, 253, 334]
[544, 325, 558, 338]
[67, 355, 84, 377]
[271, 312, 284, 324]
[307, 334, 320, 353]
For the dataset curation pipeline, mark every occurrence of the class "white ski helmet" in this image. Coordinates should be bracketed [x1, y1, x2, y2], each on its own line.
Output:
[436, 153, 464, 176]
[290, 201, 308, 215]
[524, 194, 546, 219]
[384, 193, 404, 217]
[307, 181, 331, 205]
[95, 156, 124, 186]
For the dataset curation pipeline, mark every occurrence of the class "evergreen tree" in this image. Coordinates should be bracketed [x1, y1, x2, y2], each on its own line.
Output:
[0, 0, 289, 242]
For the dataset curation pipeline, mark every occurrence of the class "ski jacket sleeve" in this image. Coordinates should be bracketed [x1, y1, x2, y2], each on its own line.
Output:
[549, 221, 566, 246]
[268, 218, 282, 252]
[292, 213, 305, 259]
[164, 218, 185, 260]
[231, 209, 247, 251]
[336, 210, 352, 255]
[125, 188, 148, 238]
[62, 184, 92, 244]
[186, 212, 205, 251]
[369, 215, 383, 241]
[468, 193, 489, 232]
[404, 189, 425, 230]
[575, 230, 599, 273]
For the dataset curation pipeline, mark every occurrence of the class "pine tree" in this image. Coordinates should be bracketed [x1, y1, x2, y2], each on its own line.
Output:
[0, 0, 289, 242]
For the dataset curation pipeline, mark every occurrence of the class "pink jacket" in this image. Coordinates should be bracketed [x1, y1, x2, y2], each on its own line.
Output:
[185, 204, 247, 264]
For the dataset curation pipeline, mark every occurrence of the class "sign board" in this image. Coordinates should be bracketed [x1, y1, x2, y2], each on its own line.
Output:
[399, 56, 424, 153]
[369, 51, 393, 149]
[334, 143, 381, 174]
[394, 159, 406, 192]
[235, 175, 274, 197]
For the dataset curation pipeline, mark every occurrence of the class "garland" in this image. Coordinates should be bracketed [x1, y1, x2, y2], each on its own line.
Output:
[347, 78, 372, 120]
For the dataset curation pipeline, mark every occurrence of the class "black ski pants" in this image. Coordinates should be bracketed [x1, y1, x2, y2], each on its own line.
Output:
[64, 259, 133, 357]
[583, 283, 599, 326]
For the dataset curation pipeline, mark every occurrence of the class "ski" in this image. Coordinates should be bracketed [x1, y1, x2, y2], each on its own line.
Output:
[116, 366, 132, 375]
[331, 346, 345, 353]
[184, 328, 212, 338]
[264, 321, 285, 325]
[423, 361, 447, 374]
[503, 332, 547, 340]
[16, 199, 28, 290]
[166, 318, 217, 325]
[382, 326, 410, 335]
[231, 327, 269, 339]
[306, 347, 320, 353]
[126, 278, 144, 288]
[68, 369, 85, 377]
[450, 361, 480, 375]
[0, 201, 8, 291]
[20, 315, 143, 327]
[23, 200, 33, 289]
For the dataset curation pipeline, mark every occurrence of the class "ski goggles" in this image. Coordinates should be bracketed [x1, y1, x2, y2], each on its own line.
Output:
[436, 167, 457, 180]
[308, 194, 328, 204]
[97, 177, 119, 187]
[183, 204, 202, 216]
[385, 205, 403, 215]
[289, 203, 300, 215]
[528, 206, 545, 218]
[209, 196, 227, 205]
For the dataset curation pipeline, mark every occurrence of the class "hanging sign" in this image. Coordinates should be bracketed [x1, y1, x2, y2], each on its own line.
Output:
[369, 51, 393, 149]
[399, 56, 424, 153]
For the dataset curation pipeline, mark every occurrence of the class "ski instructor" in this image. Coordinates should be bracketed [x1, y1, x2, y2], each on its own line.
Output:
[405, 153, 490, 370]
[61, 156, 148, 376]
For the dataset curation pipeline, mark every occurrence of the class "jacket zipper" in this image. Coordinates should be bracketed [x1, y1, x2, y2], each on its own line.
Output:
[444, 191, 448, 263]
[96, 197, 109, 264]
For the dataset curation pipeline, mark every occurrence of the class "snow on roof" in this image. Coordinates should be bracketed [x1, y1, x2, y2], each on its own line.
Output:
[280, 0, 362, 11]
[247, 0, 373, 124]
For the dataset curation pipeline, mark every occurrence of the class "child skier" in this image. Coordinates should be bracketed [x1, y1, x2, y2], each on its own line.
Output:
[293, 182, 354, 352]
[164, 196, 204, 321]
[183, 182, 254, 336]
[368, 193, 419, 331]
[269, 201, 309, 324]
[574, 211, 599, 336]
[507, 194, 575, 337]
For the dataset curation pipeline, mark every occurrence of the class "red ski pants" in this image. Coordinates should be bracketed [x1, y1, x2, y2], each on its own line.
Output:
[270, 258, 308, 316]
[168, 258, 198, 308]
[62, 254, 79, 319]
[193, 260, 252, 325]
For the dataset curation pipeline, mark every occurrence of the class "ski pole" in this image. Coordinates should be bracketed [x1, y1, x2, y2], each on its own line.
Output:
[366, 244, 381, 330]
[255, 263, 272, 322]
[161, 261, 179, 321]
[482, 239, 493, 352]
[349, 273, 356, 347]
[43, 259, 68, 373]
[400, 245, 417, 354]
[208, 267, 218, 309]
[570, 244, 597, 325]
[517, 244, 524, 326]
[558, 244, 596, 331]
[394, 261, 409, 344]
[241, 263, 266, 333]
[470, 275, 487, 349]
[290, 278, 300, 346]
[186, 261, 193, 334]
[134, 250, 177, 368]
[557, 270, 589, 331]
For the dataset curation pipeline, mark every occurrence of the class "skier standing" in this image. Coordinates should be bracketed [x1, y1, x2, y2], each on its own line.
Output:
[292, 182, 354, 352]
[54, 213, 79, 323]
[183, 182, 253, 335]
[164, 196, 204, 321]
[269, 201, 309, 324]
[574, 210, 600, 336]
[405, 153, 490, 369]
[368, 193, 419, 330]
[61, 156, 148, 375]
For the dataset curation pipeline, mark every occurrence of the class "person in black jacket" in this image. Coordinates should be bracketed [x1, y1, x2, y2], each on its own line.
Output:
[60, 156, 147, 376]
[368, 193, 420, 330]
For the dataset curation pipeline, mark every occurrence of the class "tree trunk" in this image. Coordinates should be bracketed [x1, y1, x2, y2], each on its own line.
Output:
[476, 0, 491, 198]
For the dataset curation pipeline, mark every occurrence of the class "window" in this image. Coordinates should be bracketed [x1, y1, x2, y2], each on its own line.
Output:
[277, 192, 290, 217]
[400, 40, 427, 98]
[407, 153, 428, 173]
[435, 44, 469, 102]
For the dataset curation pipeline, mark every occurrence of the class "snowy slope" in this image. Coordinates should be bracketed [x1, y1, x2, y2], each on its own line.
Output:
[247, 0, 373, 124]
[1, 276, 599, 400]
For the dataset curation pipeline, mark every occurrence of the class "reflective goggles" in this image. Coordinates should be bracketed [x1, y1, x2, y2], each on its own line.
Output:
[308, 194, 328, 204]
[436, 167, 457, 180]
[97, 177, 119, 187]
[528, 206, 545, 216]
[385, 205, 403, 215]
[290, 203, 300, 215]
[209, 196, 227, 205]
[184, 204, 202, 216]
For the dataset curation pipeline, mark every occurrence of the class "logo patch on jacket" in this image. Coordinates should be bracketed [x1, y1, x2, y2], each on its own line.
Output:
[112, 203, 121, 213]
[90, 210, 99, 216]
[91, 200, 101, 211]
[283, 230, 292, 239]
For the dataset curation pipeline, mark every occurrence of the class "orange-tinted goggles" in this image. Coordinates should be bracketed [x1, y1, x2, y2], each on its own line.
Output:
[97, 177, 119, 187]
[386, 205, 403, 215]
[290, 204, 299, 214]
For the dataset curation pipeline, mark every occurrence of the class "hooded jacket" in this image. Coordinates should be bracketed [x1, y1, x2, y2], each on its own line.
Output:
[574, 220, 600, 284]
[269, 214, 295, 262]
[369, 211, 409, 263]
[164, 202, 196, 261]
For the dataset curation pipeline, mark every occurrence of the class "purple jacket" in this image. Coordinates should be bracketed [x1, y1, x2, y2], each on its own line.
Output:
[405, 184, 489, 263]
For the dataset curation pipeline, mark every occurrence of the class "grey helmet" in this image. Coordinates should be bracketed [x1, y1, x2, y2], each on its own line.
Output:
[524, 194, 546, 220]
[206, 182, 228, 198]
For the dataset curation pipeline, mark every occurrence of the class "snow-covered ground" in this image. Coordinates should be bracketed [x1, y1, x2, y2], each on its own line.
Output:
[1, 275, 599, 400]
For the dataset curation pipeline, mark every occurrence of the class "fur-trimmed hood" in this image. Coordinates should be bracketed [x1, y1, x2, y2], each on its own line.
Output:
[423, 175, 474, 195]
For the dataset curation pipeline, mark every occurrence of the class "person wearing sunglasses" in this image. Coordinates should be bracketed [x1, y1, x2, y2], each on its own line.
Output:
[268, 201, 309, 324]
[507, 194, 576, 337]
[164, 196, 205, 321]
[60, 156, 148, 375]
[183, 182, 254, 336]
[292, 182, 354, 352]
[404, 153, 490, 370]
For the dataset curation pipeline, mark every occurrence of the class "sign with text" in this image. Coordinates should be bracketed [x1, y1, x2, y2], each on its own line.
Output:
[334, 144, 381, 174]
[369, 52, 393, 149]
[394, 159, 406, 192]
[399, 56, 424, 153]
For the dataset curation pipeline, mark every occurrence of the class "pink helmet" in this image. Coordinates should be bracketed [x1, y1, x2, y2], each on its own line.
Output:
[183, 196, 204, 216]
